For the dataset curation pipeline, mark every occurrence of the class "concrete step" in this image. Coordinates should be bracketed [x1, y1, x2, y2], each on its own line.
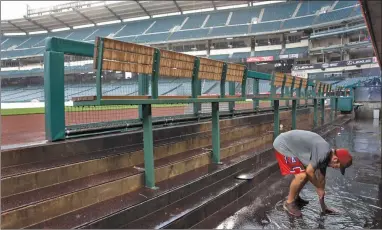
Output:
[1, 130, 273, 228]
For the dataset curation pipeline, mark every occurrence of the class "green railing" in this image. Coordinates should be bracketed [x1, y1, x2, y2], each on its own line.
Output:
[44, 36, 341, 188]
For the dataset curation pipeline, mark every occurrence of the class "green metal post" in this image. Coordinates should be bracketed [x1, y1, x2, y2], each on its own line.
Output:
[138, 74, 149, 119]
[285, 87, 290, 107]
[330, 97, 335, 122]
[211, 102, 221, 164]
[305, 80, 309, 107]
[298, 78, 303, 107]
[281, 73, 286, 98]
[228, 81, 235, 113]
[253, 79, 259, 111]
[313, 99, 318, 128]
[241, 67, 248, 97]
[320, 98, 325, 126]
[151, 49, 160, 99]
[192, 57, 201, 116]
[44, 51, 66, 141]
[290, 76, 295, 99]
[220, 63, 227, 97]
[335, 97, 338, 118]
[142, 104, 156, 189]
[96, 38, 104, 103]
[270, 72, 276, 107]
[273, 100, 280, 139]
[292, 99, 297, 130]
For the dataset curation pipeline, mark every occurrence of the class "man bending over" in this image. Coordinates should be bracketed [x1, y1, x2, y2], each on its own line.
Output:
[273, 129, 353, 217]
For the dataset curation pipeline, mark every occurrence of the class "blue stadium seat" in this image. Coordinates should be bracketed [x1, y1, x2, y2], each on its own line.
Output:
[209, 54, 229, 60]
[314, 7, 355, 24]
[251, 21, 281, 33]
[85, 23, 125, 41]
[351, 5, 362, 17]
[117, 36, 137, 43]
[147, 16, 186, 33]
[283, 47, 308, 55]
[116, 20, 154, 37]
[204, 11, 230, 27]
[229, 7, 261, 25]
[17, 34, 46, 49]
[1, 36, 29, 50]
[135, 33, 170, 43]
[182, 14, 208, 30]
[231, 52, 251, 59]
[1, 48, 43, 59]
[253, 50, 281, 57]
[168, 29, 209, 41]
[282, 15, 316, 29]
[33, 31, 72, 47]
[334, 0, 358, 10]
[261, 2, 299, 22]
[208, 25, 249, 37]
[296, 1, 333, 17]
[66, 27, 97, 41]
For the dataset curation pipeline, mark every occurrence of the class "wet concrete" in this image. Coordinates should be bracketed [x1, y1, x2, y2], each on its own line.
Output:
[215, 119, 382, 229]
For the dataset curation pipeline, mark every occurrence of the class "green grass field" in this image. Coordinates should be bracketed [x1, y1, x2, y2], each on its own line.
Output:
[1, 101, 257, 116]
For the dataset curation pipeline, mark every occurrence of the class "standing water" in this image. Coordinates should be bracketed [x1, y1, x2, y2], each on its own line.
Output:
[216, 120, 382, 229]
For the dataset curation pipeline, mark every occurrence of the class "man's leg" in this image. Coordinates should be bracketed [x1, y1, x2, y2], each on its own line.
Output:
[287, 172, 307, 203]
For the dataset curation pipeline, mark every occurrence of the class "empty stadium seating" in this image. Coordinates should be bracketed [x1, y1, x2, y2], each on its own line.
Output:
[0, 0, 364, 60]
[296, 1, 333, 17]
[261, 2, 299, 22]
[283, 47, 308, 55]
[253, 49, 281, 57]
[231, 52, 251, 59]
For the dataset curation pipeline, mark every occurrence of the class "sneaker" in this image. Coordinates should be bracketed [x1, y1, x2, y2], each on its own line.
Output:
[283, 200, 302, 217]
[295, 196, 309, 206]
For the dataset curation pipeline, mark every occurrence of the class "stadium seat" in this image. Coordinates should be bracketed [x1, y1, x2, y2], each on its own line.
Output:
[209, 54, 230, 60]
[66, 27, 97, 41]
[283, 47, 308, 55]
[168, 29, 210, 41]
[334, 0, 358, 10]
[296, 1, 333, 17]
[253, 50, 281, 58]
[182, 14, 208, 30]
[251, 21, 281, 33]
[116, 20, 154, 37]
[135, 33, 171, 43]
[146, 16, 186, 33]
[231, 52, 251, 59]
[1, 36, 29, 50]
[17, 34, 46, 49]
[85, 23, 125, 41]
[282, 15, 316, 29]
[208, 25, 249, 37]
[204, 11, 230, 27]
[229, 7, 261, 25]
[314, 7, 355, 25]
[261, 2, 299, 22]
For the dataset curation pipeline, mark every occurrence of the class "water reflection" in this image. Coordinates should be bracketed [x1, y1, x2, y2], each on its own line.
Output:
[216, 120, 382, 229]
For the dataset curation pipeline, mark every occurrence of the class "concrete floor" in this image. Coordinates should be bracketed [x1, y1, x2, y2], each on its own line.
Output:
[216, 119, 382, 229]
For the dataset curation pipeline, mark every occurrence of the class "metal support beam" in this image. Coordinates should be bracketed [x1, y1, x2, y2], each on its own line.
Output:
[212, 102, 221, 164]
[95, 38, 104, 103]
[138, 74, 149, 119]
[229, 82, 235, 114]
[253, 79, 259, 111]
[104, 4, 123, 21]
[7, 21, 28, 34]
[135, 1, 151, 18]
[142, 104, 156, 189]
[151, 49, 160, 99]
[273, 100, 280, 139]
[313, 99, 318, 128]
[44, 51, 65, 141]
[72, 8, 96, 25]
[292, 100, 297, 130]
[320, 98, 325, 126]
[173, 0, 183, 14]
[50, 14, 73, 29]
[192, 57, 201, 116]
[24, 16, 50, 32]
[211, 1, 217, 10]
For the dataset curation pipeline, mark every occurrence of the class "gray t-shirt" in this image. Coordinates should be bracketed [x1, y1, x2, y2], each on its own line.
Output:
[273, 130, 331, 174]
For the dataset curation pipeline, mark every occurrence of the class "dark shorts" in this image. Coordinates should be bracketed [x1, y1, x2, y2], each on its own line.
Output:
[275, 150, 306, 176]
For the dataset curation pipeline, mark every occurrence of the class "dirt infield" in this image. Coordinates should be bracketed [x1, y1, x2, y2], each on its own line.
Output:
[2, 101, 300, 147]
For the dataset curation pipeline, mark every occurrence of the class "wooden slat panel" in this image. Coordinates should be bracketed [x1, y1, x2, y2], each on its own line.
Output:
[158, 96, 191, 99]
[160, 50, 195, 63]
[226, 74, 242, 82]
[227, 63, 245, 71]
[103, 49, 153, 65]
[198, 95, 220, 98]
[159, 67, 193, 78]
[199, 72, 221, 81]
[294, 78, 301, 88]
[103, 38, 155, 56]
[199, 57, 224, 68]
[160, 58, 194, 70]
[102, 60, 152, 74]
[226, 68, 243, 76]
[199, 65, 223, 74]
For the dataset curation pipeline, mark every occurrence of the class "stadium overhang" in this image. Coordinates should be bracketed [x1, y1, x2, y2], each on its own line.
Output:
[359, 0, 382, 69]
[1, 1, 249, 35]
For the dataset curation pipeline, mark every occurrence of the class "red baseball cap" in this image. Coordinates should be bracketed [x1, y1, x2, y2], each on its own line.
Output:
[336, 148, 353, 175]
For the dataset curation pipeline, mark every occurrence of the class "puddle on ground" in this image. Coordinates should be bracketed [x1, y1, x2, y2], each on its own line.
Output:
[216, 119, 382, 229]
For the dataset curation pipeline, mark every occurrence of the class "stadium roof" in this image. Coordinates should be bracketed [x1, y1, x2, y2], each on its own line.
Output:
[1, 1, 251, 34]
[359, 0, 382, 68]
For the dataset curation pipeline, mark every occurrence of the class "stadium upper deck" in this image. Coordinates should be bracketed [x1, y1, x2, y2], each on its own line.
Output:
[1, 0, 362, 60]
